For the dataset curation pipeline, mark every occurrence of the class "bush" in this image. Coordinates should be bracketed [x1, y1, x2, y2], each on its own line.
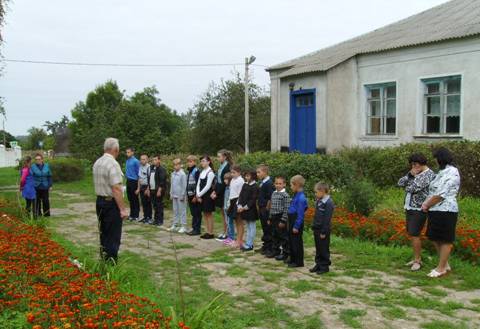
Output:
[338, 140, 480, 197]
[344, 179, 378, 216]
[49, 158, 85, 183]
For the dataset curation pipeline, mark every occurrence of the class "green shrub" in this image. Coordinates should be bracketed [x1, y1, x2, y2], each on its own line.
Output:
[49, 158, 85, 183]
[344, 179, 378, 216]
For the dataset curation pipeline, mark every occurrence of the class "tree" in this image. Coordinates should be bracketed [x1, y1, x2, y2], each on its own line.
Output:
[44, 115, 71, 153]
[0, 0, 7, 42]
[186, 73, 271, 154]
[69, 81, 185, 161]
[23, 127, 53, 150]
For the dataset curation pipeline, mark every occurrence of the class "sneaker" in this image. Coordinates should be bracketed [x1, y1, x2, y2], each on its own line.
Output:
[167, 225, 177, 232]
[216, 233, 227, 240]
[241, 245, 254, 252]
[223, 238, 233, 245]
[177, 227, 187, 234]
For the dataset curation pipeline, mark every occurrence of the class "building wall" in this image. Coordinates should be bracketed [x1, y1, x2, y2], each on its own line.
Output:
[355, 36, 480, 148]
[270, 36, 480, 152]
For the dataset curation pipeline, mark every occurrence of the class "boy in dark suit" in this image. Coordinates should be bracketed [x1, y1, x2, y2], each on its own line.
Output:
[256, 165, 274, 254]
[310, 182, 335, 275]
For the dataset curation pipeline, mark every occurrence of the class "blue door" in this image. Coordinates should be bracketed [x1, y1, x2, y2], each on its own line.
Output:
[290, 89, 316, 154]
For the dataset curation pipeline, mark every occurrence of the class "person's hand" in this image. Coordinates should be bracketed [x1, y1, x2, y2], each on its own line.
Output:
[145, 189, 150, 197]
[192, 197, 197, 203]
[320, 234, 326, 239]
[237, 207, 244, 213]
[197, 197, 202, 203]
[210, 191, 217, 200]
[421, 203, 429, 213]
[135, 189, 140, 195]
[292, 228, 299, 234]
[279, 222, 286, 229]
[120, 208, 129, 219]
[267, 220, 271, 225]
[157, 189, 161, 197]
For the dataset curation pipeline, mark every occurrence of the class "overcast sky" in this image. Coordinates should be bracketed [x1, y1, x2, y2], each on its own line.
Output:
[0, 0, 449, 135]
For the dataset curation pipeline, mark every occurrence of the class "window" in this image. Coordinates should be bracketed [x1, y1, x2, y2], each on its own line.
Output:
[423, 76, 461, 134]
[366, 83, 396, 135]
[295, 94, 314, 107]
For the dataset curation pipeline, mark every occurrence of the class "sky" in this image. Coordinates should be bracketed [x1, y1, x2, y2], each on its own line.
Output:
[0, 0, 449, 136]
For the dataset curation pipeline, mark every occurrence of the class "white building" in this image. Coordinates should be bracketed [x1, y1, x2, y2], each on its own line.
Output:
[267, 0, 480, 153]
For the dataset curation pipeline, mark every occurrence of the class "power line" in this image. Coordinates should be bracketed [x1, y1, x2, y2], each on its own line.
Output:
[3, 58, 268, 68]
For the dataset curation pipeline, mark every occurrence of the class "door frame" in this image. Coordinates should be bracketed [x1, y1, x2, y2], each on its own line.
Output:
[289, 88, 316, 153]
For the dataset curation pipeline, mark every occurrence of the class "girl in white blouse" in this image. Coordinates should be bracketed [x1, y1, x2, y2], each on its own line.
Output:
[196, 155, 216, 239]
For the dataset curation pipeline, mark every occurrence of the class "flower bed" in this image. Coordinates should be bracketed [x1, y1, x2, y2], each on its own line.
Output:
[305, 208, 480, 264]
[0, 212, 189, 329]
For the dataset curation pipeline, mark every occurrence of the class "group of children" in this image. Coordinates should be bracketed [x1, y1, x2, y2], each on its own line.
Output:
[127, 149, 335, 274]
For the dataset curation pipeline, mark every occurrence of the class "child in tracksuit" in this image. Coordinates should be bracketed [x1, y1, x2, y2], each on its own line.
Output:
[287, 175, 308, 268]
[222, 173, 236, 245]
[266, 177, 291, 262]
[237, 169, 259, 251]
[186, 155, 202, 236]
[310, 182, 335, 275]
[169, 158, 187, 233]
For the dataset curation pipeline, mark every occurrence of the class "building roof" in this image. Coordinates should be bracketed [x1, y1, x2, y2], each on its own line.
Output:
[267, 0, 480, 78]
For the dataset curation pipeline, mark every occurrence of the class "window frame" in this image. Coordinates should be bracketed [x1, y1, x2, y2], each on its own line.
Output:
[422, 75, 461, 135]
[365, 82, 397, 136]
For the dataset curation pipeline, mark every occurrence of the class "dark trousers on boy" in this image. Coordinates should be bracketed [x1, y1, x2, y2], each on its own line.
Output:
[188, 197, 202, 233]
[139, 185, 152, 221]
[96, 197, 123, 262]
[126, 179, 140, 219]
[35, 188, 50, 217]
[288, 213, 304, 267]
[259, 207, 272, 252]
[313, 230, 331, 272]
[151, 190, 164, 225]
[271, 214, 289, 257]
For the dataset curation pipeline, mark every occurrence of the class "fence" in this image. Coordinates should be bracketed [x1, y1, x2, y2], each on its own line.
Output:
[0, 145, 22, 168]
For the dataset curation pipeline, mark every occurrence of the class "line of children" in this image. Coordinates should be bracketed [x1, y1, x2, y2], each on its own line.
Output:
[128, 154, 334, 273]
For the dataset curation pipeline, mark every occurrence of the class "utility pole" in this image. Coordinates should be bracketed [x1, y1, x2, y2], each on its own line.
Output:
[244, 55, 256, 154]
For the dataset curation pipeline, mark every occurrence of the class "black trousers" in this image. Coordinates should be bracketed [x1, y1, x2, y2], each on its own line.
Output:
[139, 185, 152, 219]
[271, 214, 289, 255]
[188, 197, 202, 233]
[96, 197, 123, 262]
[314, 230, 331, 271]
[151, 190, 164, 224]
[288, 213, 304, 266]
[259, 207, 272, 251]
[35, 188, 50, 217]
[126, 179, 140, 218]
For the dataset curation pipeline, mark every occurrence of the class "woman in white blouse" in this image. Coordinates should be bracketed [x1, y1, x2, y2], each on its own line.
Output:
[421, 148, 461, 278]
[196, 155, 216, 239]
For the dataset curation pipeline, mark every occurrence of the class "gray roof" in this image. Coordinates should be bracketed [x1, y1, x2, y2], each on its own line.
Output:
[267, 0, 480, 78]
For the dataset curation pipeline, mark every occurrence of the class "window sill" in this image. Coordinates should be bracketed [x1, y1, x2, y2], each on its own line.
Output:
[413, 135, 463, 139]
[360, 135, 399, 141]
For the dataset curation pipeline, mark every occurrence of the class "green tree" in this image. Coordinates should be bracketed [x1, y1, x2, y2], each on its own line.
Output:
[23, 127, 53, 150]
[44, 115, 71, 153]
[69, 81, 185, 161]
[187, 73, 270, 154]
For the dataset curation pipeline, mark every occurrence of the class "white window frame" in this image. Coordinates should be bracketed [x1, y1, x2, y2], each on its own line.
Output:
[365, 83, 397, 136]
[422, 75, 461, 135]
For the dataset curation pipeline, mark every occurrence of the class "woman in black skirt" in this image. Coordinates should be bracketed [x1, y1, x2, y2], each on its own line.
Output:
[196, 155, 216, 239]
[421, 148, 460, 278]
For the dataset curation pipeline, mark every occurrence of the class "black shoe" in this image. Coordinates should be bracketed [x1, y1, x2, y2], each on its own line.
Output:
[309, 265, 320, 273]
[275, 254, 287, 261]
[317, 269, 329, 275]
[201, 233, 214, 239]
[187, 230, 201, 236]
[288, 263, 303, 268]
[265, 252, 279, 258]
[241, 246, 254, 252]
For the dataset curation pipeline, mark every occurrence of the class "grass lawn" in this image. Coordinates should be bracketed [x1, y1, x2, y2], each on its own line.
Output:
[1, 166, 480, 328]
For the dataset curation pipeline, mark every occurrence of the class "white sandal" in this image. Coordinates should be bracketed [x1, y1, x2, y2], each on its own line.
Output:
[427, 269, 448, 278]
[410, 261, 422, 271]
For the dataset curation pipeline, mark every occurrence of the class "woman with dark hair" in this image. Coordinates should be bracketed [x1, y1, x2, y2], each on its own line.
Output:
[196, 155, 216, 239]
[398, 153, 436, 271]
[421, 147, 460, 278]
[212, 149, 232, 240]
[30, 153, 52, 217]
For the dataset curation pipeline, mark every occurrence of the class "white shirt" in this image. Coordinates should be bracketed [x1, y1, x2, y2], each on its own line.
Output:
[196, 168, 215, 197]
[229, 176, 245, 200]
[428, 165, 460, 212]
